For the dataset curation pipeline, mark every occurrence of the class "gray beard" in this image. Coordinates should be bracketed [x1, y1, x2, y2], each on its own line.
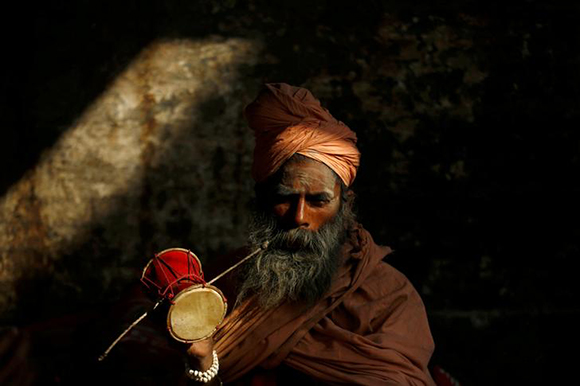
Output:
[237, 201, 354, 310]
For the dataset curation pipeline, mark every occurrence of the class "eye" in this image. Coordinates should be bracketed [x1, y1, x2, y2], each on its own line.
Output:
[307, 195, 331, 206]
[271, 193, 293, 204]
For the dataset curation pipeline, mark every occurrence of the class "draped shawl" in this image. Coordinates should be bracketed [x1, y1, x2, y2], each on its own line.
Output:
[214, 225, 435, 385]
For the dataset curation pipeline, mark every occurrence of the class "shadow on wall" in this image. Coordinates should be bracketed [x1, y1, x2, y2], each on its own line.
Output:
[0, 37, 263, 323]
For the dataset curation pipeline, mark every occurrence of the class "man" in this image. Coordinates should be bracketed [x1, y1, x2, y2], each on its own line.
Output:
[185, 84, 435, 385]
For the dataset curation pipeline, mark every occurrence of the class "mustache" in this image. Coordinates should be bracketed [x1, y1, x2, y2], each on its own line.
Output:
[267, 227, 327, 252]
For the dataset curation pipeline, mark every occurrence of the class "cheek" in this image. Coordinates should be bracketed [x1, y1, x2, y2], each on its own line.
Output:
[272, 203, 290, 217]
[318, 209, 337, 224]
[313, 204, 341, 227]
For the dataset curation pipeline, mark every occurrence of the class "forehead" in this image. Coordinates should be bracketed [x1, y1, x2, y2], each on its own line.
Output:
[279, 157, 339, 193]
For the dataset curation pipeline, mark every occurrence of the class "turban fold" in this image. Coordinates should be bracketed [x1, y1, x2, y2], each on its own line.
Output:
[245, 83, 360, 186]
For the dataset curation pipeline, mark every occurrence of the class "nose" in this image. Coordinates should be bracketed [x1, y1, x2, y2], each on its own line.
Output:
[292, 196, 310, 229]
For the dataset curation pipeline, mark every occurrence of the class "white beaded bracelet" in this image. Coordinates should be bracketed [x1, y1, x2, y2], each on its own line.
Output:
[185, 350, 219, 384]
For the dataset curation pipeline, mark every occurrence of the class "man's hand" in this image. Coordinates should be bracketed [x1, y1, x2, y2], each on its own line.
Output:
[186, 337, 215, 372]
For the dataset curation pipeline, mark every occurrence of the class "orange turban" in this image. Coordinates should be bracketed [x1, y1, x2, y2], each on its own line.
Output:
[245, 83, 360, 187]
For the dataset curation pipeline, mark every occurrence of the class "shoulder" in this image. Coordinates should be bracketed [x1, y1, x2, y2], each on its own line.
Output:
[335, 258, 430, 336]
[353, 226, 423, 307]
[362, 260, 418, 299]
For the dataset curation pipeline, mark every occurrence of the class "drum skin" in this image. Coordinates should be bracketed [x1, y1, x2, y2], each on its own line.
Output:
[167, 284, 227, 343]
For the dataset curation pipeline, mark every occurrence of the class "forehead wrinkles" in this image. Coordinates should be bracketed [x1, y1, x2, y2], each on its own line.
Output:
[280, 165, 336, 194]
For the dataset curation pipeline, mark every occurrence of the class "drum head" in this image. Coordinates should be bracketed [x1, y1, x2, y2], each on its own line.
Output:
[167, 284, 227, 343]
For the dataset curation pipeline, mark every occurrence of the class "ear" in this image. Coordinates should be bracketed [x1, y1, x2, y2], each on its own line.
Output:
[345, 189, 355, 209]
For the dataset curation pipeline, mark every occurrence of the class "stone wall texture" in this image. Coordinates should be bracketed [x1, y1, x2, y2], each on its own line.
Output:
[1, 1, 579, 385]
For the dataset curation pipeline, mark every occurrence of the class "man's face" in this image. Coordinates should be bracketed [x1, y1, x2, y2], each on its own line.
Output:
[270, 157, 342, 233]
[237, 156, 353, 309]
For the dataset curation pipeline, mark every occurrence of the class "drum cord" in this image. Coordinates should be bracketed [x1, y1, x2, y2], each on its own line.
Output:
[207, 241, 268, 285]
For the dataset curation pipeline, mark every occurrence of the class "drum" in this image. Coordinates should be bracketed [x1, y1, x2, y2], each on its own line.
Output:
[99, 244, 266, 360]
[141, 248, 227, 343]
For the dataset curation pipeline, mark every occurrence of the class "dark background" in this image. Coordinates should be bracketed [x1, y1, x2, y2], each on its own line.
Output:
[1, 1, 579, 385]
